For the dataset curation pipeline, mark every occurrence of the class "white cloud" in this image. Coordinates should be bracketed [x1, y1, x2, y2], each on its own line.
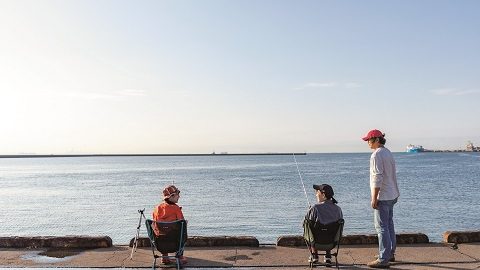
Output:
[345, 82, 362, 89]
[294, 81, 362, 90]
[430, 88, 480, 96]
[70, 89, 146, 99]
[64, 92, 118, 100]
[117, 89, 147, 97]
[305, 82, 338, 88]
[59, 89, 148, 100]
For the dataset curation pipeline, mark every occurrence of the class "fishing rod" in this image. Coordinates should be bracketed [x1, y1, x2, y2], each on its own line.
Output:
[293, 153, 311, 208]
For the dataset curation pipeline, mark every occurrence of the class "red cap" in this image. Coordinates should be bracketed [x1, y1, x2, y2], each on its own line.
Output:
[362, 129, 384, 141]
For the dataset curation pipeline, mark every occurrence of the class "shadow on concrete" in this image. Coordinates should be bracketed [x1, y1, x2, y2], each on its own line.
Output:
[180, 257, 233, 268]
[38, 248, 83, 258]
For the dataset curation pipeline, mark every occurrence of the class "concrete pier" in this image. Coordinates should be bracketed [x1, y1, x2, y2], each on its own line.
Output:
[1, 232, 479, 269]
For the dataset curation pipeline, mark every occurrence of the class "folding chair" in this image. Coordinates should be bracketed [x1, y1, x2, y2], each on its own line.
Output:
[303, 218, 344, 269]
[145, 219, 187, 270]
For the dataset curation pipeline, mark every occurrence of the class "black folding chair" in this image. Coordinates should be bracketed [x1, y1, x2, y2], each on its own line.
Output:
[145, 219, 187, 270]
[303, 218, 344, 269]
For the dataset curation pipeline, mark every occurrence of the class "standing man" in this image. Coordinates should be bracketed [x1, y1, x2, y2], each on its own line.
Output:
[362, 129, 400, 269]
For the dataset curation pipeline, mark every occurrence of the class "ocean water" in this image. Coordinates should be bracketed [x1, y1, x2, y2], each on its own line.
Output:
[1, 153, 479, 244]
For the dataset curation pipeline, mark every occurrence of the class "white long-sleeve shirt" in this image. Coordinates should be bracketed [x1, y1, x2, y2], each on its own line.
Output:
[370, 147, 400, 201]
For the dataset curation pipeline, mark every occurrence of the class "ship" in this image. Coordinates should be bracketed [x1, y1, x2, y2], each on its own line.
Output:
[406, 144, 424, 153]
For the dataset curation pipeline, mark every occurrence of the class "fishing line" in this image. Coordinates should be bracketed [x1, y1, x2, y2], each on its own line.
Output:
[293, 153, 311, 208]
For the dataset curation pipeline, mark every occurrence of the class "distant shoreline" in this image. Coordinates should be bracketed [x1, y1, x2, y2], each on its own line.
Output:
[0, 153, 307, 159]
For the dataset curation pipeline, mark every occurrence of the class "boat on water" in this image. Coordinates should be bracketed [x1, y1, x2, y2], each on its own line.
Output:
[406, 144, 424, 153]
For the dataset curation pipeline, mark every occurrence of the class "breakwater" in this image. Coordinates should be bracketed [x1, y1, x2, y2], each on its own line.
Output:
[1, 230, 478, 249]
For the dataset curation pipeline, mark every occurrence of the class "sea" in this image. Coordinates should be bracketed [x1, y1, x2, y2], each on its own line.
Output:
[1, 152, 479, 244]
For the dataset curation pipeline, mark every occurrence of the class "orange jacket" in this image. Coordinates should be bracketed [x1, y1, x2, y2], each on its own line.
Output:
[153, 202, 185, 222]
[152, 202, 185, 236]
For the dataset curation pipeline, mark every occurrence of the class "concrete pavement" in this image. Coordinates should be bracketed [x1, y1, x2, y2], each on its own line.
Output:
[1, 242, 479, 269]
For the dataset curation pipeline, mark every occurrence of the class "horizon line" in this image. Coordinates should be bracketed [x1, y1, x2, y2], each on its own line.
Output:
[0, 152, 308, 159]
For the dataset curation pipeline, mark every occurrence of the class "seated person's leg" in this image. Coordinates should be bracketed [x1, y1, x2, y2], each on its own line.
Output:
[308, 245, 319, 263]
[161, 253, 172, 264]
[325, 250, 332, 265]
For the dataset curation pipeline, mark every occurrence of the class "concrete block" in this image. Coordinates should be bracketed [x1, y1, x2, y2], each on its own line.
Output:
[187, 236, 259, 247]
[129, 237, 151, 248]
[0, 236, 112, 248]
[129, 236, 259, 247]
[277, 233, 429, 246]
[444, 231, 480, 243]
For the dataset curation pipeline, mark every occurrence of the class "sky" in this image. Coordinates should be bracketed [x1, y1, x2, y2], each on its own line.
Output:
[1, 0, 479, 154]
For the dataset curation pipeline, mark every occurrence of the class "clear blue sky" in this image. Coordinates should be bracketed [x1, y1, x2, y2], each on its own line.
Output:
[1, 0, 479, 154]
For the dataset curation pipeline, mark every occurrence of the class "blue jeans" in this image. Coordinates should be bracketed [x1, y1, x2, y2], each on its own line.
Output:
[374, 198, 397, 262]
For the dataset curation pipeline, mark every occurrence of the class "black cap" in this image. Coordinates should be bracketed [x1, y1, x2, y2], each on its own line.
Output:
[313, 184, 338, 204]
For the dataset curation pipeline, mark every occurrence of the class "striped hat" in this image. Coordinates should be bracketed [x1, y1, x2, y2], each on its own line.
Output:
[163, 185, 180, 199]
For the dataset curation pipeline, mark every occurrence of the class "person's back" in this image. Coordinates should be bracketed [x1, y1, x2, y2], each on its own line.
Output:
[307, 199, 343, 225]
[153, 200, 184, 222]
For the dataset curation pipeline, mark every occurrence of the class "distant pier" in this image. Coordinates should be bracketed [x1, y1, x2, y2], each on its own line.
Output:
[407, 141, 479, 153]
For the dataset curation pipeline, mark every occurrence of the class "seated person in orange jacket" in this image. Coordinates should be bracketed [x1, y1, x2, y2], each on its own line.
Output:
[153, 184, 187, 264]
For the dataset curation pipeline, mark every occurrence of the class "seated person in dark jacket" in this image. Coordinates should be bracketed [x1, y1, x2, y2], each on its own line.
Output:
[306, 184, 343, 265]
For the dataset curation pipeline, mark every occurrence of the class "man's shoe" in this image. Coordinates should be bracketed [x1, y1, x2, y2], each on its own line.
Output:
[324, 257, 332, 267]
[308, 254, 319, 263]
[367, 259, 390, 268]
[374, 254, 395, 262]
